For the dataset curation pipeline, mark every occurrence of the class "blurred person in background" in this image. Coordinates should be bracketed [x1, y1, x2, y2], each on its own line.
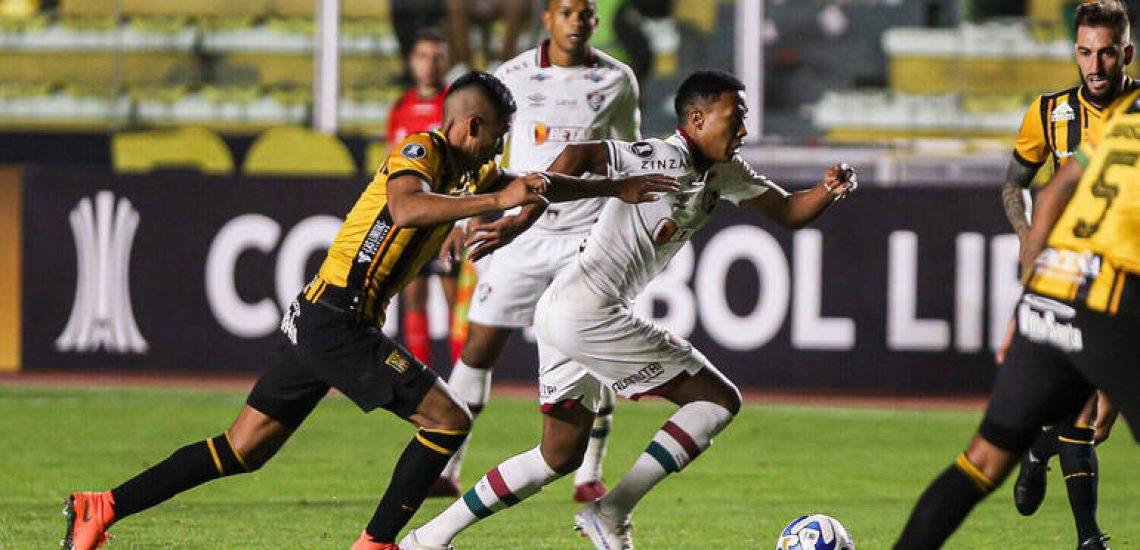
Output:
[446, 0, 535, 74]
[613, 0, 676, 81]
[388, 28, 464, 368]
[391, 0, 448, 85]
[994, 2, 1133, 548]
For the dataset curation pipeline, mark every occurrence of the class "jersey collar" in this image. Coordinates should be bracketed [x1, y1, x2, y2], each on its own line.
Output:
[675, 126, 713, 172]
[537, 39, 598, 68]
[1078, 76, 1134, 114]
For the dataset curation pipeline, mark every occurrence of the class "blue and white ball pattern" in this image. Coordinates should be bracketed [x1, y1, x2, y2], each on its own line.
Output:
[776, 514, 855, 550]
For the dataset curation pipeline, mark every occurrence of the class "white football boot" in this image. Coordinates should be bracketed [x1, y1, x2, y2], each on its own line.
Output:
[573, 501, 633, 550]
[398, 528, 454, 550]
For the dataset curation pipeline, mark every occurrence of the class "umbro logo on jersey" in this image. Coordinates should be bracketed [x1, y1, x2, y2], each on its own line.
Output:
[583, 71, 604, 83]
[530, 72, 551, 81]
[401, 143, 426, 159]
[1051, 102, 1076, 122]
[631, 141, 655, 158]
[587, 91, 605, 112]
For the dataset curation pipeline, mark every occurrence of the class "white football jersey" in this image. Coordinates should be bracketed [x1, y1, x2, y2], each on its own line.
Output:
[576, 132, 787, 301]
[495, 41, 640, 233]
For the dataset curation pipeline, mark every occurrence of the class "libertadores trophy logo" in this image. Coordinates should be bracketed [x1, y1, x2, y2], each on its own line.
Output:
[55, 191, 149, 353]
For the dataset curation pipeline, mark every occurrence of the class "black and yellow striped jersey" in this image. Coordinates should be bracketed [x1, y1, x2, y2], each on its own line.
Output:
[1014, 78, 1138, 174]
[310, 130, 501, 327]
[1027, 88, 1140, 314]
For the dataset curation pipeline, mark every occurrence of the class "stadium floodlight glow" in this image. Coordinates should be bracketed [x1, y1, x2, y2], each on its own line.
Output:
[314, 0, 340, 134]
[735, 0, 763, 142]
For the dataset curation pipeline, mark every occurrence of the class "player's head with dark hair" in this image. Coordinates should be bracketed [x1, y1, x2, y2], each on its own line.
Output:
[443, 71, 516, 166]
[543, 0, 598, 64]
[1074, 0, 1134, 104]
[674, 70, 748, 162]
[408, 27, 450, 91]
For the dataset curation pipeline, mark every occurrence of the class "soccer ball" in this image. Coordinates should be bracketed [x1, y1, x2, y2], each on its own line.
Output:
[775, 514, 854, 550]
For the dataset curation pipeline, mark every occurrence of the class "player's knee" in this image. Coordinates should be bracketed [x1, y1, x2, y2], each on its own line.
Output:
[436, 401, 474, 432]
[540, 445, 584, 475]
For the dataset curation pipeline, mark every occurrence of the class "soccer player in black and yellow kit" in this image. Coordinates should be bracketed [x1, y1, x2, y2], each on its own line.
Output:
[60, 72, 678, 550]
[995, 3, 1134, 547]
[896, 48, 1140, 550]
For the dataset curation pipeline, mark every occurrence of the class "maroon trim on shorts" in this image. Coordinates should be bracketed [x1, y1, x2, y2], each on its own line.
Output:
[540, 397, 583, 415]
[628, 372, 692, 401]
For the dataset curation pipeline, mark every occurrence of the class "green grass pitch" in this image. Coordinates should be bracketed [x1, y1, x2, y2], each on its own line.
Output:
[0, 385, 1136, 548]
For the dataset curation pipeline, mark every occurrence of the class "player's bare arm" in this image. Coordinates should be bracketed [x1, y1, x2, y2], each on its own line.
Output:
[1000, 158, 1038, 239]
[740, 163, 858, 229]
[1022, 158, 1083, 273]
[385, 172, 547, 227]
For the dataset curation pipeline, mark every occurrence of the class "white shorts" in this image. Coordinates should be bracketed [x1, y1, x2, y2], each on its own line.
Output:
[466, 229, 587, 328]
[534, 268, 716, 413]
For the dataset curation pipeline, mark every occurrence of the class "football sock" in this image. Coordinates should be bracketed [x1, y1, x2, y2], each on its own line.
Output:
[402, 310, 432, 365]
[893, 453, 996, 549]
[418, 446, 558, 546]
[598, 401, 733, 520]
[439, 360, 492, 482]
[1028, 425, 1061, 463]
[574, 388, 615, 486]
[364, 428, 468, 543]
[111, 432, 249, 519]
[1058, 426, 1101, 543]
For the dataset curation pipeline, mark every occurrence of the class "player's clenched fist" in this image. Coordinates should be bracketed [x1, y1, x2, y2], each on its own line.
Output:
[821, 163, 858, 201]
[496, 172, 551, 209]
[613, 173, 681, 204]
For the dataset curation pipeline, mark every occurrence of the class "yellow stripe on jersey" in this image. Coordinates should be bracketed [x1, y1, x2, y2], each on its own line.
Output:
[1028, 88, 1140, 314]
[313, 131, 501, 327]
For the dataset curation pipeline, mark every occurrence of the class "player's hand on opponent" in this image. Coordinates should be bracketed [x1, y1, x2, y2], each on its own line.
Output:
[439, 224, 468, 272]
[496, 172, 551, 209]
[465, 215, 532, 262]
[613, 173, 681, 204]
[821, 163, 858, 201]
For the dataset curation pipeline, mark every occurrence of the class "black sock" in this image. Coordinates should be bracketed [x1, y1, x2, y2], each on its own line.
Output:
[1029, 426, 1061, 462]
[111, 433, 249, 519]
[894, 454, 995, 550]
[364, 428, 468, 543]
[1058, 426, 1101, 542]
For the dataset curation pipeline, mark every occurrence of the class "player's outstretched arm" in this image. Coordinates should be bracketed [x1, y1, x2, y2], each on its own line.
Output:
[999, 158, 1039, 240]
[740, 163, 857, 229]
[1022, 157, 1083, 273]
[539, 142, 681, 203]
[386, 172, 548, 227]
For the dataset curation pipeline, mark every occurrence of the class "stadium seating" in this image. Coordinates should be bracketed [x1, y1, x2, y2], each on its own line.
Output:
[112, 126, 234, 174]
[243, 126, 357, 176]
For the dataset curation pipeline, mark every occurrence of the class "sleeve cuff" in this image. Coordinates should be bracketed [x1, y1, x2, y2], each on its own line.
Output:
[1012, 150, 1045, 170]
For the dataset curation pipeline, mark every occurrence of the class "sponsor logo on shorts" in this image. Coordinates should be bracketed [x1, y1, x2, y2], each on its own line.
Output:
[280, 299, 300, 345]
[475, 281, 492, 303]
[386, 350, 413, 374]
[611, 362, 664, 392]
[1018, 295, 1083, 352]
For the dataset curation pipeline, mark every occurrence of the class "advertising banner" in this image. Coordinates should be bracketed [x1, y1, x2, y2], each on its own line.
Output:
[22, 166, 1017, 392]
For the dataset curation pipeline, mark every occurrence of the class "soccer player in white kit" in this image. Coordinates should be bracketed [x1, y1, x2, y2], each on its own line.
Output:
[402, 71, 858, 550]
[435, 0, 641, 503]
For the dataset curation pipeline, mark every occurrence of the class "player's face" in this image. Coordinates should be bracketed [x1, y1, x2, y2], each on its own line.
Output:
[1075, 25, 1133, 102]
[543, 0, 598, 54]
[695, 91, 748, 162]
[470, 113, 511, 164]
[409, 40, 449, 90]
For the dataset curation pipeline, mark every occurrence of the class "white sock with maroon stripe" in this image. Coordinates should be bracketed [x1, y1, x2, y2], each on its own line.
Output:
[439, 360, 492, 481]
[417, 446, 558, 546]
[598, 401, 733, 520]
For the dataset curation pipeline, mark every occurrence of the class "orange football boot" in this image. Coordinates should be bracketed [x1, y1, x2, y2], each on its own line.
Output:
[61, 491, 115, 550]
[351, 530, 399, 550]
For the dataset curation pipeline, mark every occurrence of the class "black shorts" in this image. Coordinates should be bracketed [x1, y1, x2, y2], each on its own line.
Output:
[983, 292, 1140, 448]
[246, 295, 438, 429]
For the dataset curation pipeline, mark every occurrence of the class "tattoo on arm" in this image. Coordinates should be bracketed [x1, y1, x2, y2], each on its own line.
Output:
[1001, 159, 1037, 237]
